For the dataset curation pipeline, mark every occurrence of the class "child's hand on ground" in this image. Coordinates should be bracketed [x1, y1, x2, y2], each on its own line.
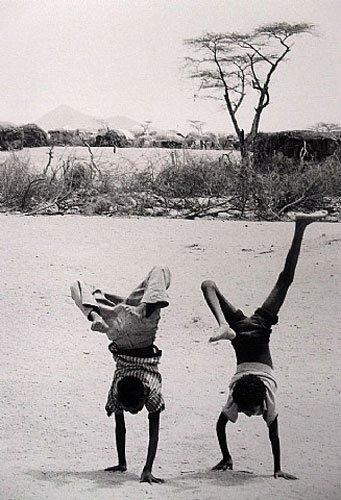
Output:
[209, 324, 236, 342]
[140, 469, 164, 484]
[104, 464, 127, 473]
[212, 456, 233, 471]
[274, 470, 298, 480]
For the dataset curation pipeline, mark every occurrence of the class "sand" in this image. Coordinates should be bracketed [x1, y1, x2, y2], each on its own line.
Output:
[1, 214, 340, 500]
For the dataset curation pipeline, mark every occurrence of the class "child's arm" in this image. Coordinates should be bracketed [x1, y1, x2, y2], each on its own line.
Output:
[267, 417, 297, 480]
[212, 412, 233, 470]
[140, 411, 164, 484]
[105, 413, 127, 472]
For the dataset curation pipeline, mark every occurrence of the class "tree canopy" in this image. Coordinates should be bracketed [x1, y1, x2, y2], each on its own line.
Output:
[184, 22, 315, 155]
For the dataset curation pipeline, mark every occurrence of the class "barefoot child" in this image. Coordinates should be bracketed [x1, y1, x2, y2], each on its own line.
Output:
[71, 265, 171, 483]
[201, 211, 327, 479]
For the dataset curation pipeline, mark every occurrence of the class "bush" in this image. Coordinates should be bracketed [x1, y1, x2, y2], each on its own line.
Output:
[154, 155, 233, 198]
[0, 148, 340, 218]
[0, 153, 31, 208]
[246, 152, 341, 218]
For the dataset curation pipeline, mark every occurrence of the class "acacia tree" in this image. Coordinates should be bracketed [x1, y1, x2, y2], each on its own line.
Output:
[187, 120, 205, 134]
[184, 22, 315, 158]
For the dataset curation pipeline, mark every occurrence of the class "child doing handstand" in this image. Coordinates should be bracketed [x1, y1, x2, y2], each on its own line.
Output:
[201, 211, 327, 479]
[71, 265, 171, 484]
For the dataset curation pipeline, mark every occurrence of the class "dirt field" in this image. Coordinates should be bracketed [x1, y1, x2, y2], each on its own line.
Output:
[1, 214, 340, 500]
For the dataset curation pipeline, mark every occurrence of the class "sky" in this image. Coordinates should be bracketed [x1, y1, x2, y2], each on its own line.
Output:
[0, 0, 340, 134]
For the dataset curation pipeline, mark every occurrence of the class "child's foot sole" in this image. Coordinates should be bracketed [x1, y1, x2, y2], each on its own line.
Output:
[91, 319, 109, 333]
[209, 325, 236, 342]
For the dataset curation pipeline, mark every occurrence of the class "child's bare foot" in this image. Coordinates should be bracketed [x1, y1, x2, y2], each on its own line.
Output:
[90, 312, 109, 333]
[209, 324, 236, 342]
[293, 210, 328, 225]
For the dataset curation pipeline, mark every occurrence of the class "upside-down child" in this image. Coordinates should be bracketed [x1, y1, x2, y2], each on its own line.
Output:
[71, 265, 171, 484]
[201, 211, 327, 479]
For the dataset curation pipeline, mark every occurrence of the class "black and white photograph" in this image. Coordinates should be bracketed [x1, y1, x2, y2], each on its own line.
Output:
[1, 1, 340, 499]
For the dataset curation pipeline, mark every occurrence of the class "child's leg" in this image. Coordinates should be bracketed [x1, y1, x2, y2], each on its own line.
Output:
[201, 280, 237, 341]
[102, 292, 125, 305]
[71, 280, 100, 318]
[125, 266, 171, 310]
[71, 280, 111, 333]
[261, 210, 327, 317]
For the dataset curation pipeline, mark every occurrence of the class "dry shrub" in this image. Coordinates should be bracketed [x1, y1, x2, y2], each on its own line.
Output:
[248, 153, 341, 218]
[0, 149, 340, 218]
[154, 155, 233, 197]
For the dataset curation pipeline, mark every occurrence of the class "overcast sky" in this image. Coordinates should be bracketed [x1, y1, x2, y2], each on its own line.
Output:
[1, 0, 340, 133]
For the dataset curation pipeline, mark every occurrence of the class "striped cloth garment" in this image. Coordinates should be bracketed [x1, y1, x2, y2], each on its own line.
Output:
[105, 353, 165, 416]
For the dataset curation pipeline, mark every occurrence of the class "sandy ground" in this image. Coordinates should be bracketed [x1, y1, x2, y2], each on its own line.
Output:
[1, 214, 340, 500]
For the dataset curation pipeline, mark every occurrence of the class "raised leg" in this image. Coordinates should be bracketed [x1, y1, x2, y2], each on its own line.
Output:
[201, 280, 237, 341]
[261, 210, 327, 317]
[71, 280, 100, 317]
[71, 280, 128, 333]
[125, 266, 171, 309]
[103, 292, 125, 305]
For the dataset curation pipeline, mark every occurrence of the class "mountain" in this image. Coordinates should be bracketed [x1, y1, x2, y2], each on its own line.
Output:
[0, 121, 16, 128]
[36, 105, 139, 131]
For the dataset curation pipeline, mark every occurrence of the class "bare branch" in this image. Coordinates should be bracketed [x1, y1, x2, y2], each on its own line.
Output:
[183, 22, 316, 152]
[43, 145, 54, 176]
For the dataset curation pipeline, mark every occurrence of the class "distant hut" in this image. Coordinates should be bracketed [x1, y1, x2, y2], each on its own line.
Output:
[153, 131, 184, 148]
[0, 124, 23, 151]
[95, 128, 128, 147]
[130, 125, 145, 137]
[217, 134, 239, 150]
[48, 129, 77, 146]
[200, 131, 219, 149]
[185, 131, 218, 149]
[184, 131, 202, 149]
[253, 130, 341, 165]
[21, 123, 49, 148]
[117, 129, 134, 146]
[133, 134, 154, 148]
[76, 129, 97, 146]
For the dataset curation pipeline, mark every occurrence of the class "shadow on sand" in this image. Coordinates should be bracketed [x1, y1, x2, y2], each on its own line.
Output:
[28, 467, 270, 491]
[28, 468, 139, 489]
[166, 468, 271, 491]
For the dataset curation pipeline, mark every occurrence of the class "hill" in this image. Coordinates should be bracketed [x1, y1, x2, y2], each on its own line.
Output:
[36, 105, 139, 131]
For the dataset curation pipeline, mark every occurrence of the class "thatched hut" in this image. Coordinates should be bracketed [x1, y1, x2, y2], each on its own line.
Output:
[153, 131, 184, 148]
[48, 129, 78, 146]
[133, 134, 154, 148]
[0, 125, 23, 151]
[95, 128, 129, 147]
[21, 123, 49, 148]
[76, 129, 97, 146]
[217, 134, 239, 150]
[48, 128, 96, 146]
[184, 131, 218, 149]
[253, 130, 341, 165]
[117, 129, 134, 146]
[184, 131, 202, 148]
[130, 125, 145, 137]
